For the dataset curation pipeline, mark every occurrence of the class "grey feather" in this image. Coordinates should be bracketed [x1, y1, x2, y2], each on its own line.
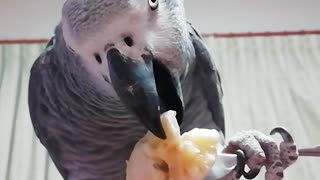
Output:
[28, 37, 69, 179]
[28, 25, 147, 180]
[184, 22, 225, 134]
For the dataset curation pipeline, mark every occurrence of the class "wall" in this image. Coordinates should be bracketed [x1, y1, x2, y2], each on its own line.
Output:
[0, 0, 320, 39]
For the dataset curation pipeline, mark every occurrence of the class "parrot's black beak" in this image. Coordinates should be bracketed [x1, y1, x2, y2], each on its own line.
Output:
[107, 48, 184, 139]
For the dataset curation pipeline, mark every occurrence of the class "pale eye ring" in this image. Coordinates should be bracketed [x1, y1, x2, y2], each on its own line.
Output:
[148, 0, 159, 10]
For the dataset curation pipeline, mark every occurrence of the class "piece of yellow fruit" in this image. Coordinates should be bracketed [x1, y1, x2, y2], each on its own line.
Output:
[126, 110, 221, 180]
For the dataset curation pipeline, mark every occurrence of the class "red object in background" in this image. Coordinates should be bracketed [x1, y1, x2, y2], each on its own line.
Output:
[0, 39, 49, 44]
[0, 30, 320, 44]
[202, 30, 320, 38]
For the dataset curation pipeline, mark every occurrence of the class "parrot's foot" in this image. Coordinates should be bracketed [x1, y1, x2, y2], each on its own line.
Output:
[221, 127, 298, 180]
[270, 127, 299, 169]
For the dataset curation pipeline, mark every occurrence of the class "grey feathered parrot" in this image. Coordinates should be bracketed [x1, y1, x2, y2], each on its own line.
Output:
[28, 0, 298, 179]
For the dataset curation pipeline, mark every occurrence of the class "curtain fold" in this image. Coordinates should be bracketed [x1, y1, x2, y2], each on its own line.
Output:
[0, 35, 319, 180]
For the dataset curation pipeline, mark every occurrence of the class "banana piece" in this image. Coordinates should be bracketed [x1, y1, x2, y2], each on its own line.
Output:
[126, 110, 221, 180]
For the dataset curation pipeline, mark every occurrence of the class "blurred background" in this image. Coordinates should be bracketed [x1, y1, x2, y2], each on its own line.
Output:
[0, 0, 319, 179]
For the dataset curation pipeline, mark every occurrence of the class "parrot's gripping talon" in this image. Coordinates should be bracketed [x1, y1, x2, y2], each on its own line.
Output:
[270, 127, 294, 143]
[221, 129, 299, 180]
[270, 127, 299, 170]
[243, 169, 261, 179]
[234, 149, 260, 179]
[235, 149, 246, 179]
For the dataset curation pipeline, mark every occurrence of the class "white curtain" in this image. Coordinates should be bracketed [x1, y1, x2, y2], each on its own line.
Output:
[1, 35, 319, 180]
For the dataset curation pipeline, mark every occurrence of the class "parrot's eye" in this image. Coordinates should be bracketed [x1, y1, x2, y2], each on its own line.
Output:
[148, 0, 159, 10]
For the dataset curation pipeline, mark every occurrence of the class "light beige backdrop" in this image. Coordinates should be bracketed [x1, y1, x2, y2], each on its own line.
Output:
[1, 35, 319, 180]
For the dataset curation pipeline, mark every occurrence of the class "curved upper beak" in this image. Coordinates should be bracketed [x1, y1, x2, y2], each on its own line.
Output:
[107, 48, 184, 139]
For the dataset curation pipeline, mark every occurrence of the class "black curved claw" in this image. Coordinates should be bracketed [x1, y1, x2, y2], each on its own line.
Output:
[243, 169, 261, 179]
[235, 149, 260, 179]
[270, 127, 294, 143]
[235, 149, 246, 179]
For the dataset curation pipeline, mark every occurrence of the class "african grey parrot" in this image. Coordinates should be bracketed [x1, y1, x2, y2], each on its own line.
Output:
[28, 0, 298, 179]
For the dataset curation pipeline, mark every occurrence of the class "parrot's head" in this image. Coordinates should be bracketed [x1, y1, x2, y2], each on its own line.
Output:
[61, 0, 194, 139]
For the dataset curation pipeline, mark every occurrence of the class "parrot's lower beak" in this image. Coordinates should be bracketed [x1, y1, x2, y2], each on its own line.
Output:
[107, 48, 184, 139]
